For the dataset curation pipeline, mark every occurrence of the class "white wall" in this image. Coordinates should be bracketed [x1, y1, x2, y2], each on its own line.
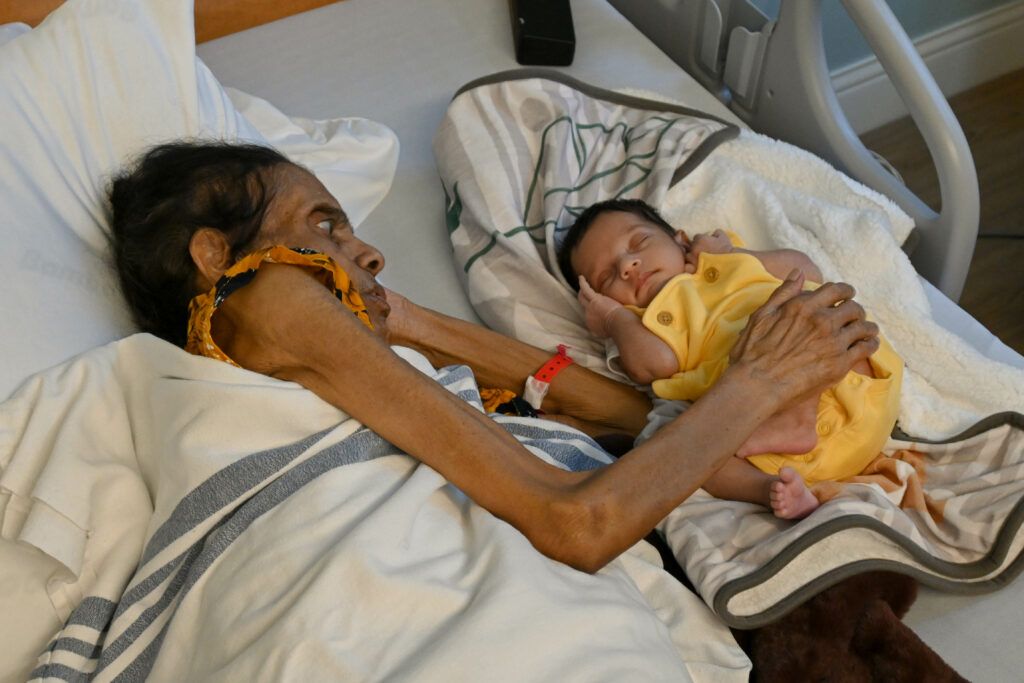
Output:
[831, 0, 1024, 132]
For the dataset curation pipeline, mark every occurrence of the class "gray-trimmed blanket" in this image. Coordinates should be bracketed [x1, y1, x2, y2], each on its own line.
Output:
[433, 69, 1024, 626]
[4, 335, 748, 682]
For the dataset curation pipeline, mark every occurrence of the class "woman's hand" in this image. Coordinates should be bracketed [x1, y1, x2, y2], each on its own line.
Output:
[578, 276, 625, 338]
[729, 270, 879, 407]
[382, 287, 415, 344]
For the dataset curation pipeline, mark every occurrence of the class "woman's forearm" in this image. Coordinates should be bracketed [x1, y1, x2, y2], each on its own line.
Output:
[218, 269, 649, 568]
[218, 267, 872, 573]
[218, 267, 778, 571]
[569, 366, 778, 566]
[375, 273, 879, 570]
[387, 298, 652, 435]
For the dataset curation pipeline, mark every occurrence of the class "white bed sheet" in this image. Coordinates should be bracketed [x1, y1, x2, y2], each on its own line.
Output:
[197, 0, 1023, 679]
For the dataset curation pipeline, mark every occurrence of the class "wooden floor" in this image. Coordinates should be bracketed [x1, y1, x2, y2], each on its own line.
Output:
[860, 68, 1024, 354]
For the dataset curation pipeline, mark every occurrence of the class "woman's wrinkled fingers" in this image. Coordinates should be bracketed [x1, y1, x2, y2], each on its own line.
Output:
[831, 298, 879, 354]
[830, 298, 865, 326]
[839, 319, 881, 355]
[731, 271, 803, 361]
[767, 269, 807, 306]
[806, 281, 856, 308]
[729, 275, 880, 404]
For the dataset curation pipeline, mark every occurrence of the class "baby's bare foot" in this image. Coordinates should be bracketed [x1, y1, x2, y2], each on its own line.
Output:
[769, 467, 820, 520]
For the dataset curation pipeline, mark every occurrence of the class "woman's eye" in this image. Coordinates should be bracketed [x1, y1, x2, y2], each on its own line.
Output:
[316, 218, 334, 233]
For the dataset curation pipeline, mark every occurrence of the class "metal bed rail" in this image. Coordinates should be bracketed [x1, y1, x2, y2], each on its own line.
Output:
[608, 0, 979, 301]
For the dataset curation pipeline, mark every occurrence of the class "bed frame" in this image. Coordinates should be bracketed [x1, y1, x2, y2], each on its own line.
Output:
[608, 0, 979, 301]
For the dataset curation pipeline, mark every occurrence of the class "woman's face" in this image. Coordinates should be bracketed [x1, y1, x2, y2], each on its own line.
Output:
[254, 164, 391, 332]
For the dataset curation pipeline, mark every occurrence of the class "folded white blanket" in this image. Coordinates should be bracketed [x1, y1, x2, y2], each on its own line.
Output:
[1, 335, 749, 682]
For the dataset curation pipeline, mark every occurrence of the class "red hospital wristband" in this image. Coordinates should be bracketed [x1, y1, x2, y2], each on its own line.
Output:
[523, 344, 574, 410]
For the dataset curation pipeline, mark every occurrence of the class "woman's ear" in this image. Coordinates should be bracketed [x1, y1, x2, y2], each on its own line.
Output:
[189, 228, 233, 290]
[674, 229, 691, 249]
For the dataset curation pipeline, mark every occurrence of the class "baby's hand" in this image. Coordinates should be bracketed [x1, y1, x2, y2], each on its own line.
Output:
[687, 229, 732, 268]
[578, 276, 624, 338]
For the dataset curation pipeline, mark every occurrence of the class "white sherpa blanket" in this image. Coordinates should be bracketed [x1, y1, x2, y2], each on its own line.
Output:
[658, 131, 1023, 437]
[432, 70, 1024, 626]
[0, 334, 749, 682]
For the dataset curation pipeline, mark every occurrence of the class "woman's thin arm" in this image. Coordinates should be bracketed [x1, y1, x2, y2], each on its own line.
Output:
[218, 265, 877, 572]
[384, 292, 652, 435]
[219, 267, 586, 528]
[216, 265, 748, 569]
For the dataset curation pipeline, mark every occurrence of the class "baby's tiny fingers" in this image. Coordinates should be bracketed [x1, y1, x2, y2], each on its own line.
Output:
[577, 278, 596, 306]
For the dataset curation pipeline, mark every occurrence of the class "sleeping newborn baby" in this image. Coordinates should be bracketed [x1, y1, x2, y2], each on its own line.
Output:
[557, 199, 903, 519]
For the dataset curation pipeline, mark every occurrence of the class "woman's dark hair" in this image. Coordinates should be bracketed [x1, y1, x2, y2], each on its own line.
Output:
[556, 198, 675, 290]
[108, 141, 292, 346]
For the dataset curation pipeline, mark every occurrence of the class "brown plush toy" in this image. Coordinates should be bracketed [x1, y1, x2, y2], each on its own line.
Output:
[744, 572, 969, 682]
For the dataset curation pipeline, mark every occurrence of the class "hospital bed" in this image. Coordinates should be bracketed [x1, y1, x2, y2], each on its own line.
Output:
[1, 0, 1022, 680]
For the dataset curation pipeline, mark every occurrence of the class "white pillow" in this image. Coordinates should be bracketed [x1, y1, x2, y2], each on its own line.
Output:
[194, 61, 399, 229]
[0, 21, 30, 45]
[0, 1, 397, 678]
[0, 0, 399, 401]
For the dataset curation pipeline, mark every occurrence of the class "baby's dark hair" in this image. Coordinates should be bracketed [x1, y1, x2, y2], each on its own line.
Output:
[108, 141, 292, 347]
[556, 198, 675, 290]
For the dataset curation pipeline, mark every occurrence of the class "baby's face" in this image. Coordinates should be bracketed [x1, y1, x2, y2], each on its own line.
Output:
[571, 211, 690, 307]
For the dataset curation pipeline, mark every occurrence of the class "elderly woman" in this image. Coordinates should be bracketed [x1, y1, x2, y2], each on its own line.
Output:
[110, 141, 878, 572]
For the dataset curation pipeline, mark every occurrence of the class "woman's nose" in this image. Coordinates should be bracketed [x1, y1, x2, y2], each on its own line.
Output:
[346, 236, 385, 275]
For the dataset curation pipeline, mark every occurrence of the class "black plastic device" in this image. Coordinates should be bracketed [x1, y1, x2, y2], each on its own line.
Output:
[509, 0, 576, 66]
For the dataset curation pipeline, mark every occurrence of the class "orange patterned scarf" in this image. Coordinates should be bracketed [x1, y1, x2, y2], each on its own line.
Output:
[185, 245, 372, 367]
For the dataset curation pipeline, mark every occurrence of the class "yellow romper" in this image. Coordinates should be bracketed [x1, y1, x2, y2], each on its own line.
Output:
[630, 249, 903, 485]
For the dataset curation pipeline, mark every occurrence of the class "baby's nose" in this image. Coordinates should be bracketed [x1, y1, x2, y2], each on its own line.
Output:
[619, 256, 640, 278]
